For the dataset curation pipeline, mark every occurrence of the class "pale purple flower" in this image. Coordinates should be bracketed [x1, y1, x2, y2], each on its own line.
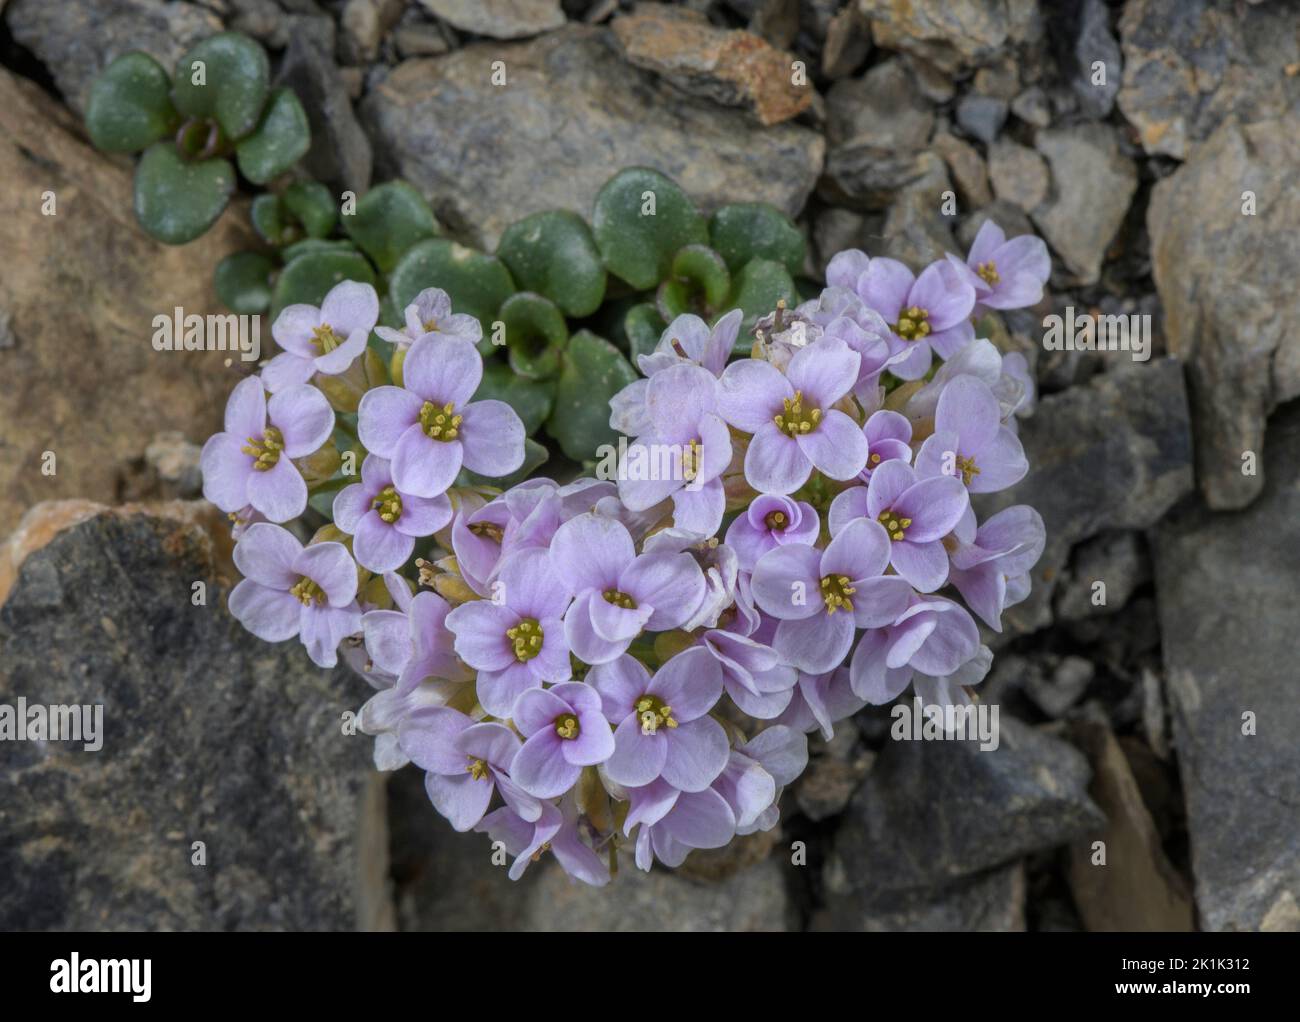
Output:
[949, 220, 1050, 312]
[624, 778, 736, 871]
[228, 523, 362, 668]
[333, 454, 452, 572]
[358, 672, 459, 772]
[398, 706, 540, 831]
[698, 575, 798, 719]
[617, 364, 733, 536]
[227, 504, 266, 540]
[855, 257, 976, 379]
[716, 337, 868, 494]
[263, 280, 379, 392]
[590, 648, 728, 792]
[714, 725, 807, 835]
[858, 409, 913, 484]
[915, 375, 1028, 495]
[913, 645, 993, 717]
[641, 528, 739, 631]
[724, 493, 820, 571]
[829, 461, 969, 592]
[1001, 351, 1036, 425]
[201, 376, 334, 522]
[751, 517, 913, 673]
[509, 682, 616, 798]
[475, 797, 609, 885]
[361, 573, 468, 694]
[794, 285, 901, 391]
[948, 505, 1045, 631]
[444, 549, 572, 717]
[375, 286, 481, 350]
[774, 668, 867, 740]
[549, 512, 705, 665]
[357, 334, 524, 498]
[849, 594, 980, 703]
[638, 309, 740, 379]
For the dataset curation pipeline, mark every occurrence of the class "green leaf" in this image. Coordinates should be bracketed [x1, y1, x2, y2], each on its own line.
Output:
[214, 251, 274, 314]
[591, 167, 707, 290]
[171, 32, 270, 141]
[709, 203, 806, 277]
[461, 437, 549, 490]
[283, 179, 337, 239]
[624, 303, 666, 363]
[729, 258, 798, 339]
[388, 239, 515, 350]
[250, 193, 291, 246]
[271, 249, 376, 320]
[546, 330, 637, 461]
[235, 88, 310, 185]
[84, 52, 177, 153]
[134, 142, 235, 245]
[280, 238, 360, 264]
[343, 181, 439, 274]
[500, 292, 569, 381]
[497, 210, 606, 317]
[474, 360, 555, 435]
[658, 244, 730, 320]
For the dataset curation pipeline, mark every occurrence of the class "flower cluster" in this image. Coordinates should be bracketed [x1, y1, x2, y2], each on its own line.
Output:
[202, 219, 1048, 886]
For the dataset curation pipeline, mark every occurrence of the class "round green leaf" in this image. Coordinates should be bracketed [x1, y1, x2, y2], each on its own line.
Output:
[171, 32, 270, 142]
[500, 292, 569, 381]
[474, 360, 555, 435]
[84, 52, 177, 153]
[671, 244, 731, 310]
[283, 179, 337, 239]
[343, 181, 439, 274]
[591, 167, 707, 290]
[281, 238, 360, 263]
[709, 203, 807, 277]
[545, 330, 638, 461]
[235, 88, 310, 185]
[271, 249, 376, 320]
[388, 239, 515, 345]
[214, 251, 274, 314]
[497, 210, 606, 317]
[134, 142, 235, 245]
[250, 193, 293, 246]
[729, 258, 798, 339]
[624, 303, 666, 363]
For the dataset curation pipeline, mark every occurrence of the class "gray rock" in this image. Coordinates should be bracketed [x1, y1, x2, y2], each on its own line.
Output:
[824, 717, 1101, 908]
[362, 25, 824, 249]
[1117, 0, 1300, 159]
[1032, 123, 1137, 286]
[1010, 85, 1052, 127]
[6, 0, 220, 114]
[0, 503, 383, 930]
[1055, 530, 1151, 621]
[955, 93, 1007, 145]
[821, 3, 871, 80]
[988, 139, 1049, 213]
[1069, 0, 1121, 118]
[933, 130, 992, 209]
[417, 0, 566, 40]
[795, 728, 873, 821]
[811, 206, 870, 277]
[1147, 111, 1300, 510]
[225, 0, 291, 49]
[1024, 655, 1094, 718]
[860, 0, 1038, 74]
[978, 359, 1194, 636]
[879, 178, 958, 268]
[275, 16, 373, 195]
[956, 200, 1034, 249]
[1151, 403, 1300, 931]
[816, 861, 1025, 931]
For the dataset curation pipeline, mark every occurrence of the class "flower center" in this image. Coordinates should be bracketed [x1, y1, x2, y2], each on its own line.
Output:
[289, 576, 325, 606]
[506, 617, 544, 662]
[241, 425, 284, 471]
[893, 306, 931, 341]
[681, 438, 703, 481]
[819, 574, 856, 614]
[877, 509, 912, 541]
[421, 319, 440, 332]
[466, 757, 489, 781]
[773, 389, 822, 437]
[468, 521, 504, 543]
[371, 485, 403, 523]
[311, 323, 341, 353]
[420, 400, 463, 442]
[976, 261, 1000, 285]
[955, 455, 980, 487]
[764, 509, 789, 532]
[635, 695, 677, 735]
[602, 589, 637, 609]
[554, 714, 580, 740]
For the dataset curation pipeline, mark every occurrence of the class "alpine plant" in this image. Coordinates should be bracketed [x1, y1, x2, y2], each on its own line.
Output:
[203, 229, 1049, 886]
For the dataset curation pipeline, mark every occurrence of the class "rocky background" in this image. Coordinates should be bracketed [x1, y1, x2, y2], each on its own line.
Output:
[0, 0, 1297, 931]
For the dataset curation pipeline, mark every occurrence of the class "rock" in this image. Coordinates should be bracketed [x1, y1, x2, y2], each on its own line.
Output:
[1054, 530, 1150, 621]
[1147, 112, 1300, 510]
[988, 139, 1049, 213]
[6, 0, 220, 114]
[1151, 403, 1300, 931]
[0, 502, 385, 930]
[934, 131, 992, 209]
[812, 206, 870, 276]
[859, 0, 1037, 74]
[362, 26, 824, 249]
[610, 4, 812, 127]
[225, 0, 291, 49]
[1032, 124, 1137, 286]
[339, 0, 382, 65]
[521, 855, 792, 931]
[828, 716, 1103, 894]
[416, 0, 565, 40]
[879, 178, 957, 267]
[972, 56, 1019, 101]
[956, 200, 1034, 249]
[796, 729, 874, 822]
[746, 0, 800, 51]
[143, 431, 204, 499]
[1067, 0, 1121, 118]
[0, 68, 254, 538]
[1024, 655, 1093, 718]
[904, 53, 956, 103]
[1117, 0, 1300, 159]
[955, 93, 1007, 144]
[1010, 85, 1052, 127]
[978, 359, 1194, 636]
[1066, 719, 1195, 931]
[816, 860, 1025, 931]
[275, 16, 373, 195]
[822, 3, 871, 79]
